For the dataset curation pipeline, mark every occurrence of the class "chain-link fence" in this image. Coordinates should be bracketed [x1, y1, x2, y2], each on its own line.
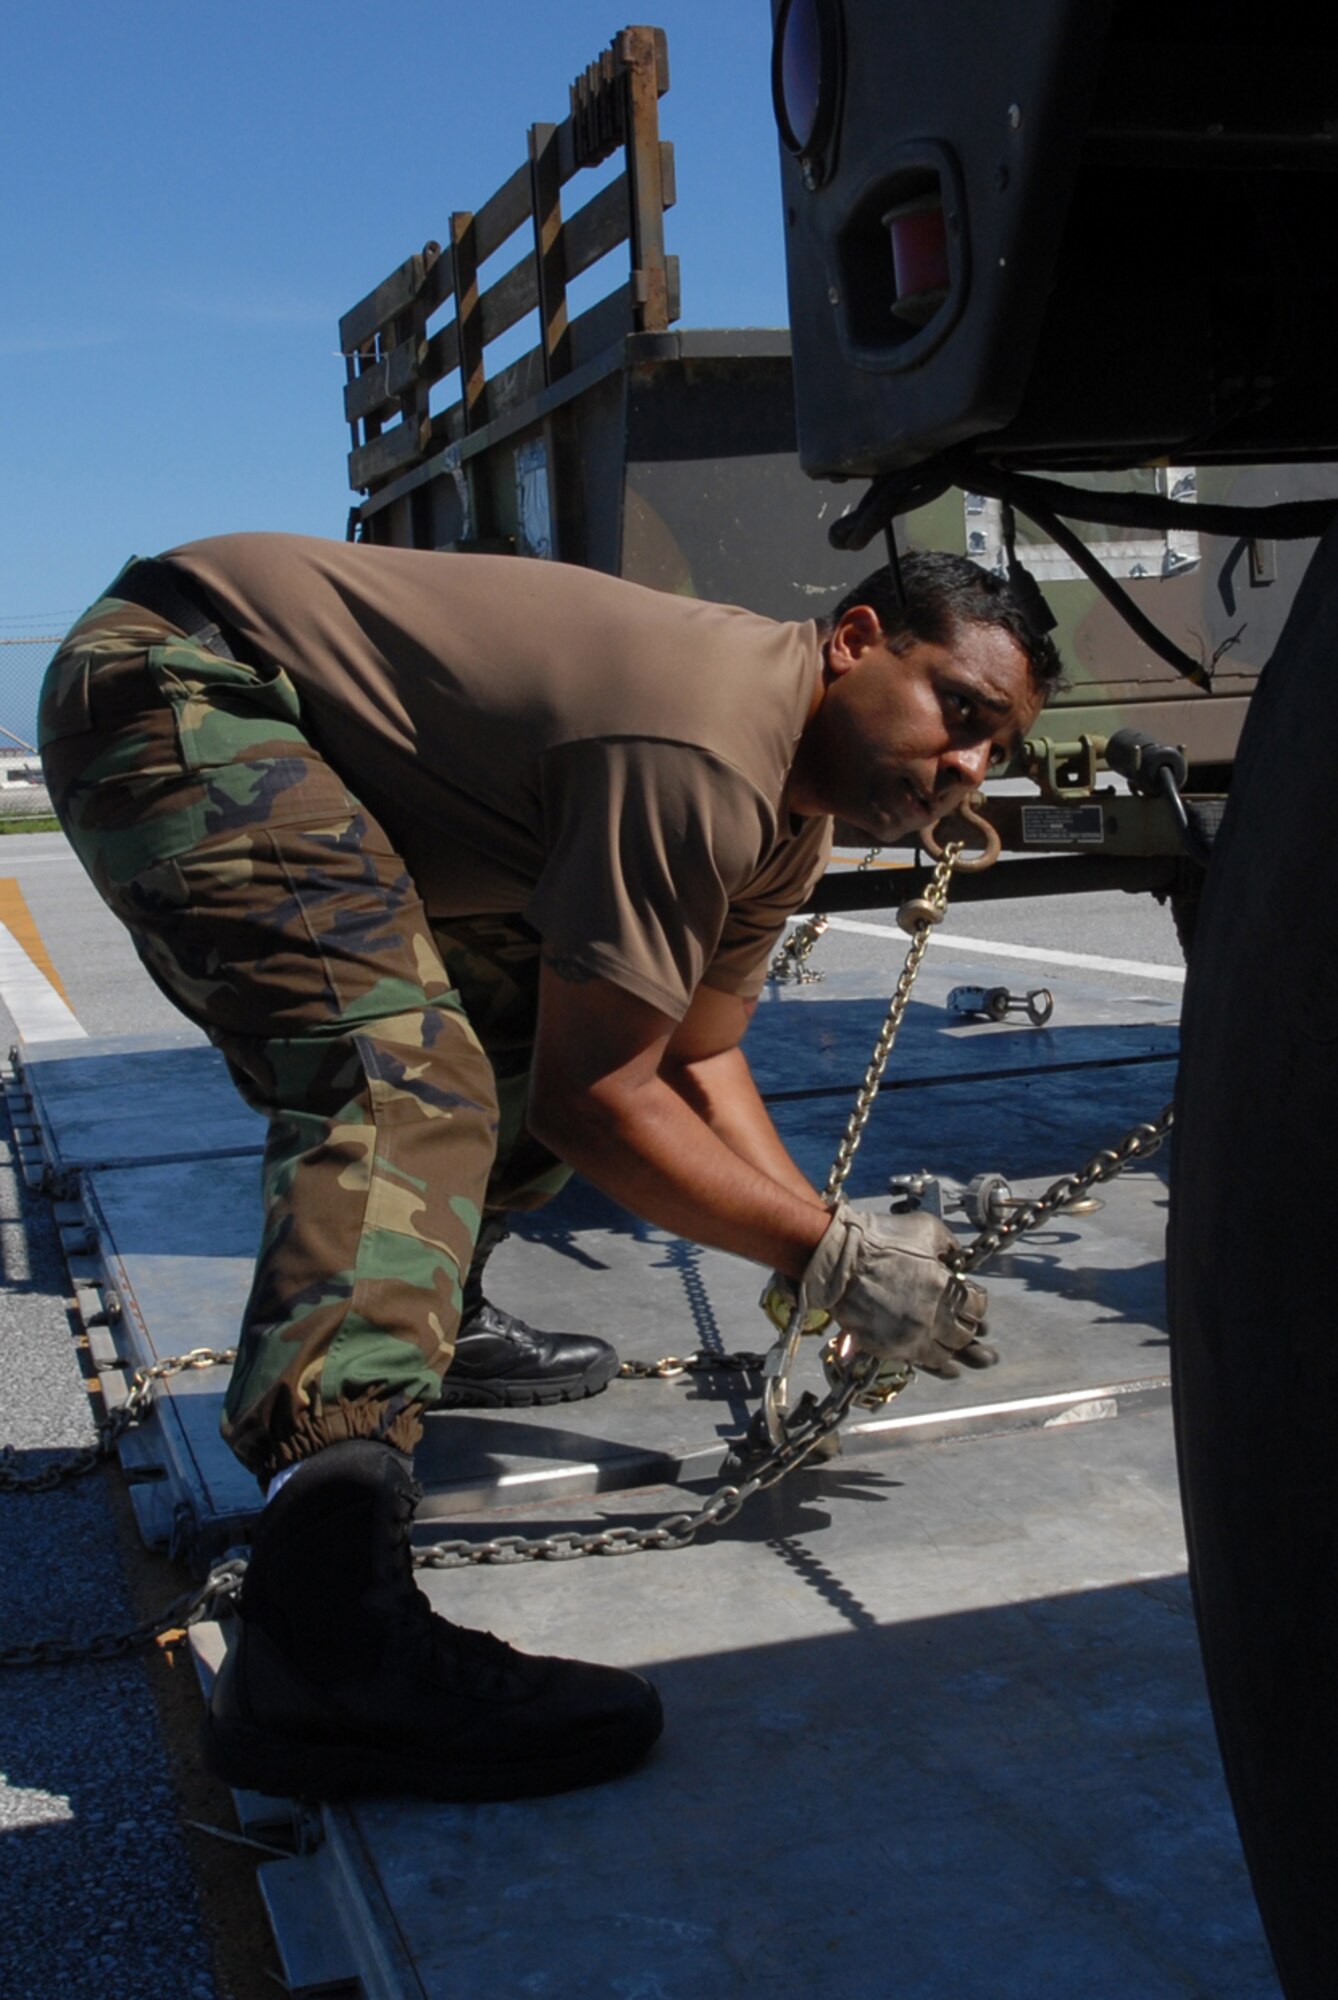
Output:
[0, 637, 58, 819]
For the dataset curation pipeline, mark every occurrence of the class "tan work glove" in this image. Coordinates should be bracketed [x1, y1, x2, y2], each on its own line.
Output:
[793, 1201, 995, 1378]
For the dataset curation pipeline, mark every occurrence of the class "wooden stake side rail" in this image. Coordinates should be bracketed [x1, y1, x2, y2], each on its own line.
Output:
[339, 24, 678, 501]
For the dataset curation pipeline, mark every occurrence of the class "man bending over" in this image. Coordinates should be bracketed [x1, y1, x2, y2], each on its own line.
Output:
[40, 537, 1056, 1802]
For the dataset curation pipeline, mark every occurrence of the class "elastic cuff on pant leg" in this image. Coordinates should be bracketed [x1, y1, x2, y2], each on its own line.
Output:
[246, 1394, 425, 1487]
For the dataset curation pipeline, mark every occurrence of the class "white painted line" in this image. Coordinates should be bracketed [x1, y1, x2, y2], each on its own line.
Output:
[822, 915, 1186, 985]
[498, 1463, 603, 1489]
[851, 1378, 1172, 1439]
[0, 920, 86, 1041]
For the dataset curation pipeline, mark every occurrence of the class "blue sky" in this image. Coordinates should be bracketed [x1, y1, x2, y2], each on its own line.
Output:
[2, 1, 789, 669]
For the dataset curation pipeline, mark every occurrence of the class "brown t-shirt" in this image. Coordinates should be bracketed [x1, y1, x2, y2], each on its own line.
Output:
[163, 533, 831, 1019]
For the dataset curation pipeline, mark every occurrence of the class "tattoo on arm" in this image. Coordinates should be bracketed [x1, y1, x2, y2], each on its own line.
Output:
[542, 948, 600, 985]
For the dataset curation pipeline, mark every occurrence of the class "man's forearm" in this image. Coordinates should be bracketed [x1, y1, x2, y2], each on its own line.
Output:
[662, 1044, 820, 1204]
[531, 1071, 830, 1277]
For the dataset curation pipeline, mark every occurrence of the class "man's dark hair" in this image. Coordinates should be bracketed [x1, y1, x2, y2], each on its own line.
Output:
[829, 551, 1064, 697]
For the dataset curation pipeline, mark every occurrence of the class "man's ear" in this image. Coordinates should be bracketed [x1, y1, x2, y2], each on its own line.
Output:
[825, 604, 884, 677]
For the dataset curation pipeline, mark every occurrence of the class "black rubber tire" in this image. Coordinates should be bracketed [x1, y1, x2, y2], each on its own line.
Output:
[1167, 860, 1206, 960]
[1168, 524, 1338, 1999]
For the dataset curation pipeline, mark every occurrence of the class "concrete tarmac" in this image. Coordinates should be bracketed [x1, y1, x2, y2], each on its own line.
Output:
[1, 839, 261, 2000]
[0, 1102, 220, 2000]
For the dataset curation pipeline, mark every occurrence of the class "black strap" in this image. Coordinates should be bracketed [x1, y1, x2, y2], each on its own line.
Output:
[111, 558, 243, 662]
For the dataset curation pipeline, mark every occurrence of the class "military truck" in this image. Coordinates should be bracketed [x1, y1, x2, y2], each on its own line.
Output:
[766, 6, 1338, 1998]
[334, 17, 1338, 1995]
[334, 21, 1336, 942]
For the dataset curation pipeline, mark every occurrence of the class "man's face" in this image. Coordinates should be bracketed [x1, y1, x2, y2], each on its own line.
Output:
[789, 608, 1044, 841]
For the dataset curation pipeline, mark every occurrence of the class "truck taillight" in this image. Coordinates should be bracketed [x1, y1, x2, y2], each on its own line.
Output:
[886, 196, 950, 327]
[772, 0, 844, 186]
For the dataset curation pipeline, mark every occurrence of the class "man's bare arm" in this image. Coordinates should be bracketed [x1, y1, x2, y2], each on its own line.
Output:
[528, 959, 830, 1277]
[661, 987, 820, 1203]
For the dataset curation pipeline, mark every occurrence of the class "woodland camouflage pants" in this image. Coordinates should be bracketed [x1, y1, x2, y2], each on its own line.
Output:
[39, 592, 570, 1483]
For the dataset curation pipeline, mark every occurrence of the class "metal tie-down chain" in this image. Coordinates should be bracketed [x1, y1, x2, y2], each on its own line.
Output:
[409, 846, 1172, 1566]
[824, 849, 958, 1204]
[952, 1105, 1175, 1277]
[766, 912, 830, 985]
[2, 856, 1176, 1652]
[415, 1364, 879, 1568]
[0, 1346, 238, 1496]
[0, 1562, 248, 1671]
[766, 843, 882, 985]
[760, 843, 962, 1443]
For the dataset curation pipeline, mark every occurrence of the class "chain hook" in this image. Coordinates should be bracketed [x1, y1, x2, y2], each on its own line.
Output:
[921, 792, 1001, 873]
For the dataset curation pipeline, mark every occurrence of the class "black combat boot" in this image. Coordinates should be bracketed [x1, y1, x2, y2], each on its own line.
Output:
[204, 1440, 663, 1801]
[440, 1215, 620, 1408]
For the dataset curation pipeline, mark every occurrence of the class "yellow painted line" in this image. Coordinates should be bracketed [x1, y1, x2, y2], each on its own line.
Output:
[0, 878, 73, 1006]
[0, 924, 85, 1041]
[827, 854, 913, 871]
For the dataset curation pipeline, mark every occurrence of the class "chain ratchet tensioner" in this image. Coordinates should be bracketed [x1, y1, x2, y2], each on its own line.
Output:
[947, 983, 1055, 1027]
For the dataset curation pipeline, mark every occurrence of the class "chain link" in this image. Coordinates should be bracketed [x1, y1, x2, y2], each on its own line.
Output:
[759, 845, 963, 1444]
[412, 1364, 876, 1569]
[0, 1438, 103, 1495]
[617, 1349, 769, 1380]
[823, 843, 959, 1204]
[767, 914, 830, 984]
[954, 1106, 1175, 1274]
[767, 845, 883, 985]
[0, 1346, 239, 1496]
[0, 1560, 246, 1672]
